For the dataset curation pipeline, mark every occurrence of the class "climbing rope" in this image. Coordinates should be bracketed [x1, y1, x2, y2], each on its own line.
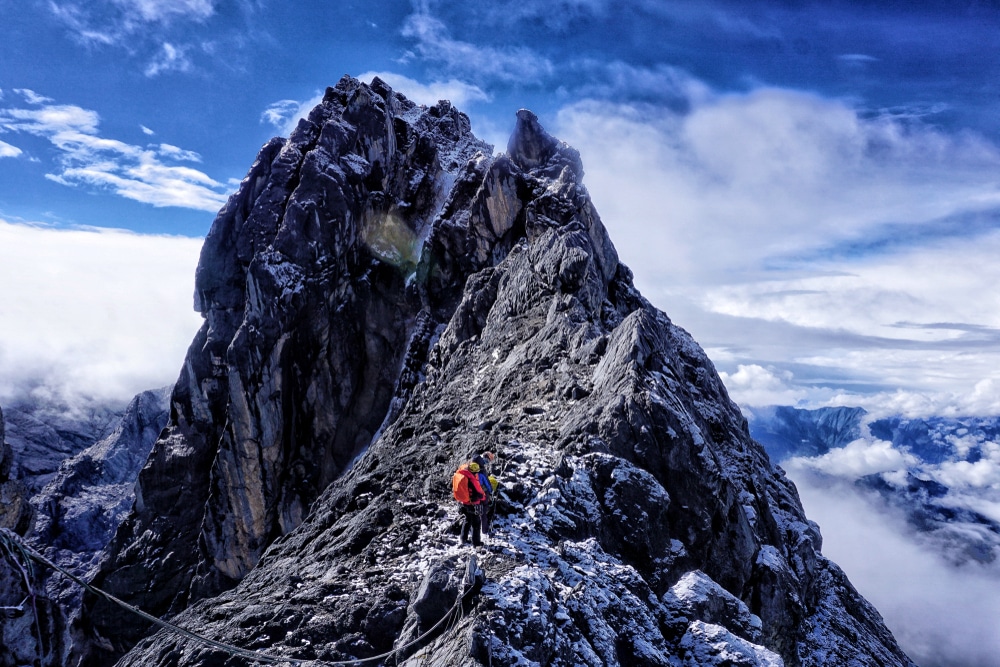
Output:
[0, 529, 45, 657]
[0, 528, 473, 667]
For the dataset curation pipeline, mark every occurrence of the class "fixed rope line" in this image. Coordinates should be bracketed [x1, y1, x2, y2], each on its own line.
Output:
[0, 528, 472, 667]
[0, 529, 45, 655]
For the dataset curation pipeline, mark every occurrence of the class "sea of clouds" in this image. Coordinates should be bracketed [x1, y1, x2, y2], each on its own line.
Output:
[0, 220, 202, 411]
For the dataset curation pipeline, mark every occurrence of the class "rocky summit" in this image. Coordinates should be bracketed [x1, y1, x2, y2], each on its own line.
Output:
[3, 76, 915, 666]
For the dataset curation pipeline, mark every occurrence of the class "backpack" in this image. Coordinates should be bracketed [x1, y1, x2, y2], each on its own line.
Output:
[452, 465, 485, 504]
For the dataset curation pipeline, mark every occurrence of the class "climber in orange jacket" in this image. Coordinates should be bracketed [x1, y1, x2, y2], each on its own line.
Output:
[452, 461, 486, 546]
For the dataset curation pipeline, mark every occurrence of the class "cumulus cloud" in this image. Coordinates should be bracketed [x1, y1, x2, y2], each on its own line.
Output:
[793, 478, 1000, 667]
[0, 220, 203, 408]
[554, 87, 1000, 415]
[0, 93, 230, 211]
[556, 89, 1000, 283]
[788, 437, 919, 477]
[718, 364, 811, 407]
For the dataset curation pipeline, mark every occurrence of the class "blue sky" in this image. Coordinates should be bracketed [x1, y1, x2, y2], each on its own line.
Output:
[6, 3, 1000, 664]
[4, 0, 1000, 415]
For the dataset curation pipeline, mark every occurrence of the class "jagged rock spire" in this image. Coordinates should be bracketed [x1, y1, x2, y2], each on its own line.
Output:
[67, 77, 915, 667]
[507, 108, 559, 171]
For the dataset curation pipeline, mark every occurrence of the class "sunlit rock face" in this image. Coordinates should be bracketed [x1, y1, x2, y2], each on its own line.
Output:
[74, 77, 914, 667]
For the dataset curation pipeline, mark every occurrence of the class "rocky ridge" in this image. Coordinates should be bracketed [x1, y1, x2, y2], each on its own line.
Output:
[35, 76, 914, 666]
[2, 401, 121, 495]
[0, 390, 170, 666]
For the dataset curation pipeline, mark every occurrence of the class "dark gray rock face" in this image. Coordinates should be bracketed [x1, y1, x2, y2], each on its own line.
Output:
[67, 77, 917, 667]
[2, 402, 120, 494]
[0, 405, 33, 535]
[0, 391, 169, 667]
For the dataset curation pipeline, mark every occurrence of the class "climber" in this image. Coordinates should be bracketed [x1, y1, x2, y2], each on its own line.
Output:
[452, 461, 486, 546]
[474, 452, 500, 535]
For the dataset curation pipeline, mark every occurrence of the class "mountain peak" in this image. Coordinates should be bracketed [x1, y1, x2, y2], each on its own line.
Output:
[3, 76, 915, 667]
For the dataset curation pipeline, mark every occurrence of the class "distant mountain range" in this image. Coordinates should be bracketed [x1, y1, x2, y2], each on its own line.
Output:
[746, 405, 1000, 566]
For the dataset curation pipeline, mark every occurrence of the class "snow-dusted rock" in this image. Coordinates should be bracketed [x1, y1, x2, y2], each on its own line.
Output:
[678, 621, 783, 667]
[45, 77, 918, 667]
[31, 386, 170, 572]
[663, 570, 764, 643]
[1, 401, 120, 493]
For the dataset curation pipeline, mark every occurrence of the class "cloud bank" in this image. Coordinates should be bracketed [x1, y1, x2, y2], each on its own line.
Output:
[0, 220, 203, 408]
[793, 477, 1000, 667]
[552, 88, 1000, 416]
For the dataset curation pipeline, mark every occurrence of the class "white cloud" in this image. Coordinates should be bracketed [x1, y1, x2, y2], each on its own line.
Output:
[356, 71, 489, 108]
[838, 53, 879, 63]
[935, 441, 1000, 491]
[261, 99, 304, 129]
[401, 7, 554, 84]
[13, 88, 54, 105]
[140, 124, 156, 136]
[787, 438, 918, 478]
[156, 143, 201, 162]
[0, 220, 203, 407]
[113, 0, 214, 24]
[792, 477, 1000, 667]
[0, 140, 21, 158]
[554, 87, 1000, 414]
[557, 89, 1000, 284]
[702, 231, 1000, 341]
[566, 61, 711, 105]
[144, 42, 192, 77]
[718, 364, 811, 407]
[260, 96, 323, 137]
[0, 98, 230, 211]
[52, 0, 214, 35]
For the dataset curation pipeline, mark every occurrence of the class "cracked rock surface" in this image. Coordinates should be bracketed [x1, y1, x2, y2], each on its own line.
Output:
[47, 76, 918, 666]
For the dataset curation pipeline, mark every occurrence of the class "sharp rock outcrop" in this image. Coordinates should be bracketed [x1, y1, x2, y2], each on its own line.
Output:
[62, 76, 914, 666]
